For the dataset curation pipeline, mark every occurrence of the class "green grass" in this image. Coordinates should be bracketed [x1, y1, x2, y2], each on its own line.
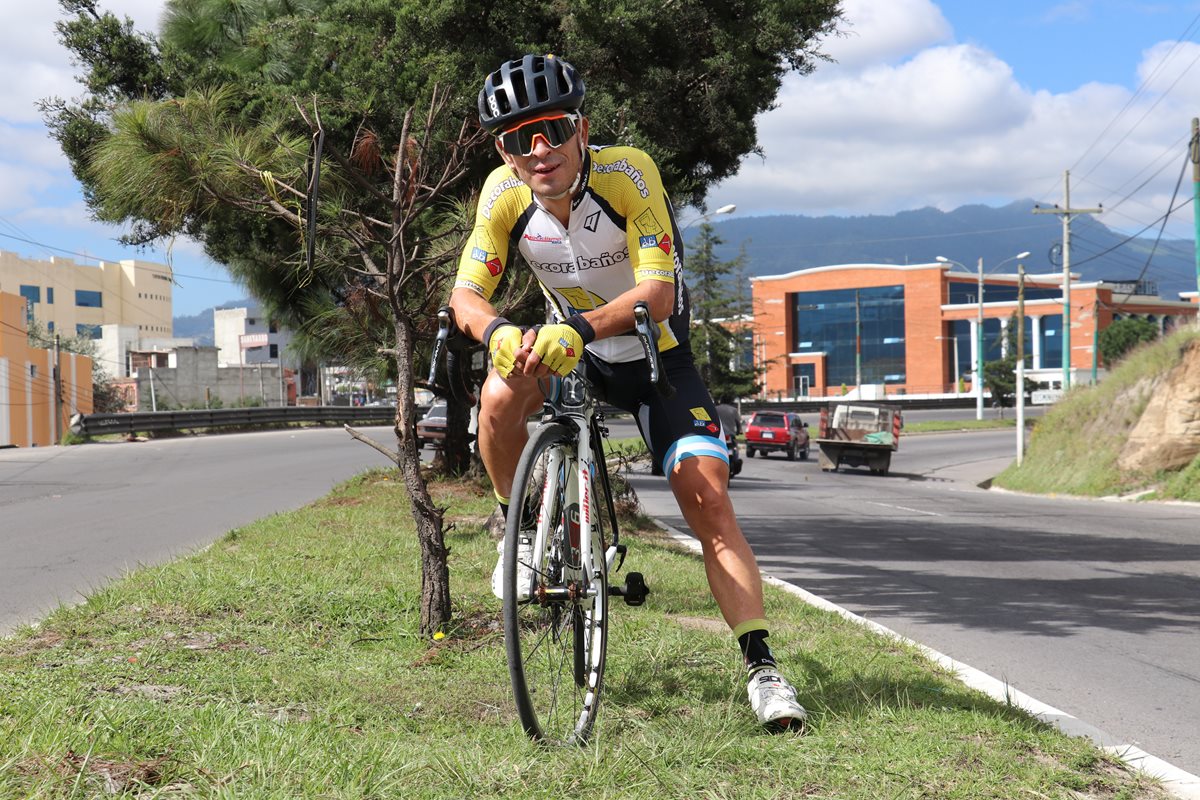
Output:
[993, 327, 1200, 498]
[904, 418, 1017, 434]
[0, 472, 1168, 799]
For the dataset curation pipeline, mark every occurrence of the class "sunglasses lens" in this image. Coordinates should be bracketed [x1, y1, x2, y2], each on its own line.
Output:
[500, 115, 577, 155]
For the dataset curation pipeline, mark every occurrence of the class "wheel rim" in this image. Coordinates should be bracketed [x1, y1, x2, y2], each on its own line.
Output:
[504, 425, 608, 745]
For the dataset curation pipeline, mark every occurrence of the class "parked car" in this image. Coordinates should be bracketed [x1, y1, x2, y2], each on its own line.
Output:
[745, 411, 810, 460]
[416, 401, 447, 448]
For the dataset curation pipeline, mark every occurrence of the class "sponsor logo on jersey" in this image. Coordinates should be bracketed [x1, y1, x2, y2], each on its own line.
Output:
[523, 232, 564, 244]
[592, 157, 650, 198]
[584, 210, 601, 232]
[707, 422, 719, 434]
[693, 419, 708, 428]
[634, 209, 662, 237]
[470, 246, 489, 263]
[454, 278, 487, 294]
[485, 258, 503, 276]
[481, 176, 523, 220]
[639, 234, 658, 249]
[528, 249, 628, 274]
[657, 233, 672, 254]
[690, 407, 711, 422]
[637, 269, 674, 280]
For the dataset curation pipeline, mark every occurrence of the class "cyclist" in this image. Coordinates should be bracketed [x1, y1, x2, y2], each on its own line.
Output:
[449, 54, 806, 733]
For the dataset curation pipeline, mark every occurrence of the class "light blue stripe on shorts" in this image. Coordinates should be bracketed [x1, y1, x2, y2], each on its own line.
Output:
[663, 434, 729, 474]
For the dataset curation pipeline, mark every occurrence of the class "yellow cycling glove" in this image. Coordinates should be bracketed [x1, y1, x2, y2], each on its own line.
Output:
[482, 317, 522, 378]
[531, 316, 595, 377]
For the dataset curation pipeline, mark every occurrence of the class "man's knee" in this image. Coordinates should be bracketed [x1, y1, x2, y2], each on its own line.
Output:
[671, 456, 732, 512]
[479, 372, 542, 430]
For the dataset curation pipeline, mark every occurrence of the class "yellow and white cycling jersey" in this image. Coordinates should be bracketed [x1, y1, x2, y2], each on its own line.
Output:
[454, 145, 690, 363]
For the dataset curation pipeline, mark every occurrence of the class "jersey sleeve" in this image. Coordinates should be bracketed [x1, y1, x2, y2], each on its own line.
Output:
[606, 149, 679, 286]
[453, 167, 529, 300]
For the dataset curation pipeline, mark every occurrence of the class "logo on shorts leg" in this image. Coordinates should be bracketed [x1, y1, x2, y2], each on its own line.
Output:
[690, 407, 711, 421]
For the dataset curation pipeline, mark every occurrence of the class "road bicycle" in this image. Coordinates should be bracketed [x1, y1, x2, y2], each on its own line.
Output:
[429, 301, 669, 744]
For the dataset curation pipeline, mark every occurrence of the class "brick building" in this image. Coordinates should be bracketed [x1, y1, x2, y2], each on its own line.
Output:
[1, 290, 94, 447]
[749, 262, 1197, 399]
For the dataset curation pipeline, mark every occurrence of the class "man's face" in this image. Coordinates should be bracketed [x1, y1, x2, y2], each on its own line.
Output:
[497, 115, 588, 200]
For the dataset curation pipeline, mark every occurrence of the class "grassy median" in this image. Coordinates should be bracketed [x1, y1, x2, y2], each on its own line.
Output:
[0, 471, 1169, 799]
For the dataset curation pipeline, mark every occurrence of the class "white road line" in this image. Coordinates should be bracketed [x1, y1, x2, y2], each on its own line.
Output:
[865, 501, 942, 517]
[655, 520, 1200, 800]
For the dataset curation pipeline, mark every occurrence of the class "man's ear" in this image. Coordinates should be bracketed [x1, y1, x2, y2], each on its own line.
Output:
[580, 116, 589, 147]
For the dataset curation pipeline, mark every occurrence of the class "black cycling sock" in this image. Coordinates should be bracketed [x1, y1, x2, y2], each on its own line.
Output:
[498, 501, 509, 519]
[738, 629, 777, 675]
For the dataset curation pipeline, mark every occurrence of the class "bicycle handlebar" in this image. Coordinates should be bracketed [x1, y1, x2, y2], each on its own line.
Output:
[427, 306, 478, 405]
[632, 301, 675, 399]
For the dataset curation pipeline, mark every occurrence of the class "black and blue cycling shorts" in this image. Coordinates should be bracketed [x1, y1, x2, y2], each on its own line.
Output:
[582, 346, 729, 474]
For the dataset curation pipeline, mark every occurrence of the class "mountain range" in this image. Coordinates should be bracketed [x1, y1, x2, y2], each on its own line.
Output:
[171, 200, 1199, 336]
[691, 199, 1198, 301]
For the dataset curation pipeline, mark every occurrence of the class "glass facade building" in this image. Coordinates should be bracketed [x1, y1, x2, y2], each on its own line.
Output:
[792, 285, 907, 386]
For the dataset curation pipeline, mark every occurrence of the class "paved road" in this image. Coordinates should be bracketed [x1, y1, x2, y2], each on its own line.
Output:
[0, 426, 397, 635]
[626, 430, 1200, 776]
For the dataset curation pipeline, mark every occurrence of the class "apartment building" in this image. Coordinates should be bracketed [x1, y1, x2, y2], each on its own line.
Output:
[1, 290, 94, 447]
[749, 262, 1198, 399]
[0, 250, 174, 340]
[213, 306, 295, 368]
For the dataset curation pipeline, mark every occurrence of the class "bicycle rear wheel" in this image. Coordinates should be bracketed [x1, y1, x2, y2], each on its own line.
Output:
[503, 422, 608, 745]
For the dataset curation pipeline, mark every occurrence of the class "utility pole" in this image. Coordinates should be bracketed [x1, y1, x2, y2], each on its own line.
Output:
[1192, 117, 1199, 321]
[854, 289, 863, 391]
[976, 257, 984, 420]
[1016, 260, 1026, 465]
[53, 335, 62, 445]
[1033, 170, 1101, 390]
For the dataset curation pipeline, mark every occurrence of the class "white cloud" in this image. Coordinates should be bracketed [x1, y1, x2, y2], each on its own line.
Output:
[714, 3, 1198, 237]
[820, 0, 952, 70]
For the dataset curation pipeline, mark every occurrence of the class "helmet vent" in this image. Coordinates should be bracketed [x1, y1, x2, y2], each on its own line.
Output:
[511, 68, 529, 109]
[533, 74, 549, 104]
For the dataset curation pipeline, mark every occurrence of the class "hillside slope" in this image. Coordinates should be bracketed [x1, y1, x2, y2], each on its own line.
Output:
[992, 327, 1200, 500]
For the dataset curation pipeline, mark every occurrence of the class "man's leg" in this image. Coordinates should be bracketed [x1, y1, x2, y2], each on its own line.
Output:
[668, 456, 764, 630]
[477, 370, 544, 501]
[669, 455, 806, 732]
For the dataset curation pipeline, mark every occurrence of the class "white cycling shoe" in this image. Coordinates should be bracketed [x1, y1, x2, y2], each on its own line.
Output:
[491, 535, 535, 601]
[747, 668, 807, 733]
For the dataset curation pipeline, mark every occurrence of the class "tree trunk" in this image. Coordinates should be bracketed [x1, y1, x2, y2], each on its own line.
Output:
[392, 315, 451, 635]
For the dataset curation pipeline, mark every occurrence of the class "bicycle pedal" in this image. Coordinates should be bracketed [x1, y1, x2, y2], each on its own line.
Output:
[620, 572, 649, 607]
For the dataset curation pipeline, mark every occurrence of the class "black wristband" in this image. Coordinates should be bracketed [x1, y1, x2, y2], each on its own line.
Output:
[564, 314, 596, 344]
[481, 316, 514, 347]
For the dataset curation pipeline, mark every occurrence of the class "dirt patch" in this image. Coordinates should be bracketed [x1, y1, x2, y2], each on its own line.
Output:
[21, 750, 173, 794]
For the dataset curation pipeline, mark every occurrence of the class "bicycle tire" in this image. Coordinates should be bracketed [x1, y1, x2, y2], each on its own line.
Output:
[503, 422, 608, 745]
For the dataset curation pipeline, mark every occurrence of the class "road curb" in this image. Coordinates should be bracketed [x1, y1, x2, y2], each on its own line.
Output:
[651, 518, 1200, 800]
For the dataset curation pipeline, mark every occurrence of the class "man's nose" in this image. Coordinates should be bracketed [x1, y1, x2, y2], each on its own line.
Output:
[528, 134, 555, 157]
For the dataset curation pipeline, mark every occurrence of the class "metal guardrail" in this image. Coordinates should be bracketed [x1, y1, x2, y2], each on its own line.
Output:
[70, 406, 398, 437]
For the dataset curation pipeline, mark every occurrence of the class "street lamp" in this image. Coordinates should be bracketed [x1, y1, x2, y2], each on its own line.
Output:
[682, 203, 736, 232]
[937, 251, 1030, 420]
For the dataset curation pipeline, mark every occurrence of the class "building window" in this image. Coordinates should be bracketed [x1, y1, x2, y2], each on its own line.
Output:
[47, 287, 54, 304]
[75, 290, 103, 308]
[47, 321, 55, 333]
[268, 320, 278, 333]
[792, 285, 907, 386]
[1040, 315, 1062, 370]
[76, 324, 102, 339]
[19, 285, 41, 304]
[269, 344, 279, 359]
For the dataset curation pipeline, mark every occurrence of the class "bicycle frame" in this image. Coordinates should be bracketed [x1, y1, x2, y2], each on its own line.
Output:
[525, 368, 620, 605]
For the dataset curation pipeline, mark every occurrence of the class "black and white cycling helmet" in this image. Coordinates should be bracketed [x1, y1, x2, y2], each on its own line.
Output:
[478, 54, 585, 133]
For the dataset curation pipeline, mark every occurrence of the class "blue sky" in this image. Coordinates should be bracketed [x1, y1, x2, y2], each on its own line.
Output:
[2, 0, 1199, 316]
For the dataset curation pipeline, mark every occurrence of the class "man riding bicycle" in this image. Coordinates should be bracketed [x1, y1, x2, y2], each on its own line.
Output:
[449, 54, 806, 733]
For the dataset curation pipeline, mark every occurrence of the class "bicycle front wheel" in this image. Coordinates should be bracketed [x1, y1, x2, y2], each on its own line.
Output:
[503, 422, 608, 745]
